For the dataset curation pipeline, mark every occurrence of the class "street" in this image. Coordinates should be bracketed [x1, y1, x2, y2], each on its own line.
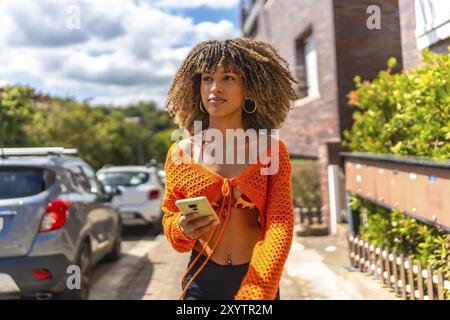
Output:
[89, 225, 166, 300]
[89, 224, 307, 300]
[88, 223, 390, 300]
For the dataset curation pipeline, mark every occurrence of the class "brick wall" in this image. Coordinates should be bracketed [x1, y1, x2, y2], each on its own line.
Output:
[246, 0, 404, 231]
[254, 0, 340, 158]
[252, 0, 404, 155]
[398, 0, 422, 69]
[334, 0, 403, 139]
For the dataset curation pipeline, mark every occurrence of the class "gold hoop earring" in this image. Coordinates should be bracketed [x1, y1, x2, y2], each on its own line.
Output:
[243, 99, 257, 114]
[199, 101, 207, 113]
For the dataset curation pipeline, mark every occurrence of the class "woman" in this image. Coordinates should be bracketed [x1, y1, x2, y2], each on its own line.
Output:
[162, 38, 298, 300]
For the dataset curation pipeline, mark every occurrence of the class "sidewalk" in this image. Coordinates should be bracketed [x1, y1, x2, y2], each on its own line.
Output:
[98, 223, 399, 300]
[283, 223, 399, 300]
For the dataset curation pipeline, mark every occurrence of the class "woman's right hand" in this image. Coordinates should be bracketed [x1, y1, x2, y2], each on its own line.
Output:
[179, 213, 219, 240]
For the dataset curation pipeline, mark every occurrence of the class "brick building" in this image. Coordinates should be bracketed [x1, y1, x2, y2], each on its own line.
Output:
[240, 0, 405, 230]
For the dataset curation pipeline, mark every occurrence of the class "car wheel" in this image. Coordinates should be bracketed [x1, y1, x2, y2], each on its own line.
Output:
[105, 223, 122, 262]
[57, 241, 92, 300]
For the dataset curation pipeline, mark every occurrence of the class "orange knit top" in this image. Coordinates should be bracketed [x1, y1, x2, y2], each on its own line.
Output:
[161, 137, 294, 300]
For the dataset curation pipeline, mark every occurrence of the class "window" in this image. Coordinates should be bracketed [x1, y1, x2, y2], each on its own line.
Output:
[80, 165, 104, 194]
[295, 32, 320, 99]
[415, 0, 450, 49]
[69, 166, 92, 194]
[97, 171, 150, 188]
[0, 167, 55, 199]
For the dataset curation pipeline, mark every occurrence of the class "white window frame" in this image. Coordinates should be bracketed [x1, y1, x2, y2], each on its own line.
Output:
[415, 0, 450, 50]
[304, 35, 320, 98]
[295, 32, 320, 107]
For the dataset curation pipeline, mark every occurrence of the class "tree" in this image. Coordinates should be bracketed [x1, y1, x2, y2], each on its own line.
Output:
[0, 85, 35, 147]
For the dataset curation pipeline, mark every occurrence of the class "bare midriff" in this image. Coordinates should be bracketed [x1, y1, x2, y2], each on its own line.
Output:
[186, 133, 268, 265]
[194, 206, 261, 265]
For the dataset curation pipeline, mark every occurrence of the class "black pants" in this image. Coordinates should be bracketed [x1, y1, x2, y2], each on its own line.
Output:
[182, 250, 280, 300]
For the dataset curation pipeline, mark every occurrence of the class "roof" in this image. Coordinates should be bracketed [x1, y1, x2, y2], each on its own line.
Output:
[0, 155, 86, 170]
[97, 165, 157, 173]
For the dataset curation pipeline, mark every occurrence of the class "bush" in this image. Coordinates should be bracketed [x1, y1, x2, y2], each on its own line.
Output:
[343, 49, 450, 298]
[291, 159, 321, 208]
[343, 50, 449, 159]
[350, 196, 449, 298]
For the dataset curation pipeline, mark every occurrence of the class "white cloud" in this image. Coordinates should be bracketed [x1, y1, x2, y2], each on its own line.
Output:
[91, 91, 164, 107]
[193, 20, 238, 42]
[153, 0, 240, 9]
[0, 0, 240, 106]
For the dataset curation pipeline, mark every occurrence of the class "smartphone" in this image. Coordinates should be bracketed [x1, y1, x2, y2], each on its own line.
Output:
[175, 196, 219, 223]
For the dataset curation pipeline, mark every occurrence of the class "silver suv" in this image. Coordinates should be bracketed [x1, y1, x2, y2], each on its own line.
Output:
[0, 148, 122, 300]
[96, 165, 164, 228]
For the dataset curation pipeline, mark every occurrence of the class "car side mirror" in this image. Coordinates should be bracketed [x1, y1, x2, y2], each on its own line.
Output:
[104, 185, 122, 196]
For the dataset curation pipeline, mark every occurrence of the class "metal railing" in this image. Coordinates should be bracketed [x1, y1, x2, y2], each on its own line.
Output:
[0, 147, 78, 157]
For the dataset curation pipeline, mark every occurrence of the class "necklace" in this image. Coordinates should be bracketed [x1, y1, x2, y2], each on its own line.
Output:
[200, 130, 211, 162]
[202, 130, 233, 267]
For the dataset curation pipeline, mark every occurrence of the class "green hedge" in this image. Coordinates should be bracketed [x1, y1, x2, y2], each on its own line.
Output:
[291, 159, 321, 208]
[343, 49, 450, 298]
[344, 50, 449, 158]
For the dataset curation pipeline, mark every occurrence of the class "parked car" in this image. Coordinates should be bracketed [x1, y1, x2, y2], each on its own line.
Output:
[96, 165, 164, 228]
[0, 148, 122, 300]
[157, 169, 166, 186]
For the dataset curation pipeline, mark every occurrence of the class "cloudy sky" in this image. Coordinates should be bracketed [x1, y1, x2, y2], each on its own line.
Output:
[0, 0, 241, 107]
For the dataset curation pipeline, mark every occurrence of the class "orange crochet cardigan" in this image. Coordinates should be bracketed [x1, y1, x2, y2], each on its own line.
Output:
[161, 137, 294, 300]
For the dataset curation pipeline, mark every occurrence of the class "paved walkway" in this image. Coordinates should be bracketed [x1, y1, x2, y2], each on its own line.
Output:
[288, 224, 398, 300]
[91, 223, 398, 300]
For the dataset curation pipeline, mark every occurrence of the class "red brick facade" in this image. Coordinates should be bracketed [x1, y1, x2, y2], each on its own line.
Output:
[242, 0, 404, 228]
[252, 0, 339, 158]
[398, 0, 422, 69]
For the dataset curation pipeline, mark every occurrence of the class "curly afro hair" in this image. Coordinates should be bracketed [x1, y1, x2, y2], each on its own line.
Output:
[164, 37, 298, 135]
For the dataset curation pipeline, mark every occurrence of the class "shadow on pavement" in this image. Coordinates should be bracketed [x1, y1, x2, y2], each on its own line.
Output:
[122, 224, 163, 241]
[90, 224, 163, 299]
[116, 255, 154, 300]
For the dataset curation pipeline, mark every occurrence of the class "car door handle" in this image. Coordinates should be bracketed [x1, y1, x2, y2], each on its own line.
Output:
[0, 210, 17, 216]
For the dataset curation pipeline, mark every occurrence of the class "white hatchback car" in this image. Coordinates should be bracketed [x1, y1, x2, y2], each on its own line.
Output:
[96, 165, 165, 227]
